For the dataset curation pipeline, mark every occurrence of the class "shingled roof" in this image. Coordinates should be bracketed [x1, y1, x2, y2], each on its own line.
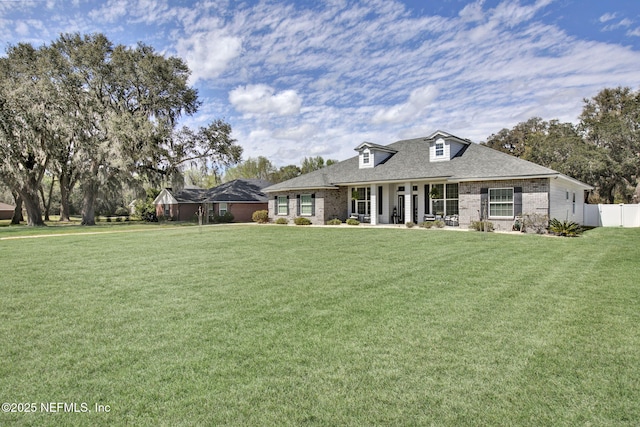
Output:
[205, 179, 270, 202]
[264, 133, 591, 192]
[170, 187, 209, 203]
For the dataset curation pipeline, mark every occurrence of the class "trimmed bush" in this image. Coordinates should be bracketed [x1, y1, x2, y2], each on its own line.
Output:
[419, 221, 434, 229]
[434, 220, 445, 228]
[326, 218, 342, 225]
[405, 221, 415, 228]
[252, 210, 269, 224]
[469, 220, 494, 232]
[275, 218, 288, 225]
[294, 217, 312, 225]
[211, 212, 234, 223]
[346, 218, 360, 226]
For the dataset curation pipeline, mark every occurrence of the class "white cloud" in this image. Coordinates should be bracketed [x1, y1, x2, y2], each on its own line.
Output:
[600, 13, 617, 23]
[15, 21, 29, 36]
[272, 123, 317, 141]
[176, 31, 242, 83]
[372, 86, 439, 124]
[459, 1, 485, 23]
[229, 84, 302, 117]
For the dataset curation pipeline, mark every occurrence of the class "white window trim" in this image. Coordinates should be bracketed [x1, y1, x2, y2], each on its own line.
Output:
[277, 196, 288, 215]
[362, 152, 370, 164]
[435, 140, 445, 157]
[489, 187, 514, 218]
[219, 202, 228, 216]
[300, 194, 313, 216]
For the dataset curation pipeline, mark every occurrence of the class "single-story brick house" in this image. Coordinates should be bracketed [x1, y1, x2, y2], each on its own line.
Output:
[154, 179, 271, 222]
[0, 201, 16, 220]
[263, 131, 593, 231]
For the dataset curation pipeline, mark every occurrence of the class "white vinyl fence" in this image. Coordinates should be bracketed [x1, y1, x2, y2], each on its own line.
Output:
[583, 204, 640, 227]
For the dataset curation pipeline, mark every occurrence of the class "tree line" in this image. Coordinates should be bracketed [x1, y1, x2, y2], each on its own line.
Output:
[482, 87, 640, 204]
[222, 155, 337, 184]
[0, 33, 242, 226]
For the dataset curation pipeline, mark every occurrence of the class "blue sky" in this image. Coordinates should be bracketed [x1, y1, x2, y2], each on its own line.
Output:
[1, 0, 639, 166]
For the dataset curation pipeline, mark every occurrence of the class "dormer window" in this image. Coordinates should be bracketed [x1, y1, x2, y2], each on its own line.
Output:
[355, 141, 397, 169]
[435, 139, 444, 157]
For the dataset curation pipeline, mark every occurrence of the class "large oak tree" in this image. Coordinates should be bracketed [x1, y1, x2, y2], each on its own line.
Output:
[0, 33, 242, 225]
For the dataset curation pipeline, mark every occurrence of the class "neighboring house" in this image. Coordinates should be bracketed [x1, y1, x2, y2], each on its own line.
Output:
[0, 202, 16, 221]
[205, 178, 271, 222]
[263, 130, 593, 231]
[153, 179, 270, 222]
[154, 186, 207, 221]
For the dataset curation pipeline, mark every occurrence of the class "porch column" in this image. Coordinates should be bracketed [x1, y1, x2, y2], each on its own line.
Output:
[404, 181, 412, 225]
[370, 184, 377, 225]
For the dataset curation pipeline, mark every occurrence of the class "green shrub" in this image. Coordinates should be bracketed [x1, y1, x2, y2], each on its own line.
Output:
[211, 212, 234, 223]
[294, 217, 312, 225]
[115, 217, 122, 222]
[115, 207, 129, 217]
[419, 221, 434, 229]
[549, 218, 582, 237]
[346, 218, 360, 226]
[326, 218, 342, 225]
[275, 218, 288, 225]
[405, 221, 415, 228]
[252, 210, 269, 224]
[469, 220, 493, 232]
[434, 220, 445, 228]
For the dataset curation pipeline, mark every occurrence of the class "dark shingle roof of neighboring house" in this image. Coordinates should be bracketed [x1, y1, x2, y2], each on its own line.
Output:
[170, 186, 209, 203]
[205, 179, 271, 202]
[264, 133, 592, 192]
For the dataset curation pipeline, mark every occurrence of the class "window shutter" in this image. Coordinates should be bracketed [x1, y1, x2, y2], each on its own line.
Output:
[296, 195, 301, 216]
[286, 195, 289, 215]
[311, 194, 316, 216]
[480, 188, 488, 220]
[377, 186, 382, 215]
[514, 187, 522, 216]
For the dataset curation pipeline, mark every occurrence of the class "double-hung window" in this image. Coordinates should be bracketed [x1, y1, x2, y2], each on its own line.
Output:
[277, 196, 288, 215]
[219, 202, 228, 216]
[489, 188, 514, 217]
[300, 194, 313, 216]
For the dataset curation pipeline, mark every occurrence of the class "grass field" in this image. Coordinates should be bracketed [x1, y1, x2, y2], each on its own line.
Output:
[1, 224, 639, 426]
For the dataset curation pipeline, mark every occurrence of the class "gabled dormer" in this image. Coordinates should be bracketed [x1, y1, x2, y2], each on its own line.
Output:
[355, 142, 397, 169]
[426, 130, 471, 162]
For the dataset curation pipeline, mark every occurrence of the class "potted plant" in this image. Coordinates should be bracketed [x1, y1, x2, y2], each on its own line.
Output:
[429, 187, 441, 199]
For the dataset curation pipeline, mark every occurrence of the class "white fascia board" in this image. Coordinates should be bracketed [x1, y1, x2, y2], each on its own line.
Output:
[454, 173, 592, 189]
[553, 174, 594, 190]
[263, 185, 338, 193]
[454, 174, 557, 183]
[337, 176, 452, 186]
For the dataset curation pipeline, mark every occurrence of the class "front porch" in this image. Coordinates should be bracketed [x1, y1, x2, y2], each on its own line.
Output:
[347, 182, 460, 226]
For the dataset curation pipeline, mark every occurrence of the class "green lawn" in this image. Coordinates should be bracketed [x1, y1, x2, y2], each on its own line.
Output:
[1, 225, 639, 426]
